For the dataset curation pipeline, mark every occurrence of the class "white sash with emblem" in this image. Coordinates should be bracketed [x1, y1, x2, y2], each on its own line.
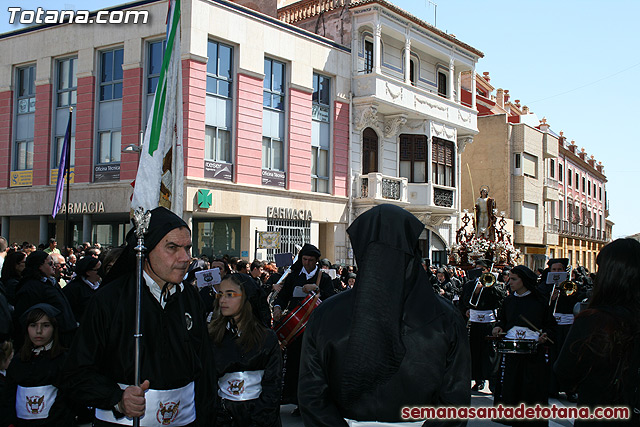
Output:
[554, 313, 574, 325]
[469, 309, 496, 323]
[16, 384, 58, 420]
[218, 370, 264, 401]
[95, 381, 195, 426]
[505, 326, 540, 341]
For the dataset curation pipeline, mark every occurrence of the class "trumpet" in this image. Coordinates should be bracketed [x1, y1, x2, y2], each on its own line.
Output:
[469, 263, 495, 307]
[550, 274, 579, 315]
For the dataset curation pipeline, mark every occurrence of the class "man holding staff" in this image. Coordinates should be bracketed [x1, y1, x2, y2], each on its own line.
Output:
[63, 207, 212, 426]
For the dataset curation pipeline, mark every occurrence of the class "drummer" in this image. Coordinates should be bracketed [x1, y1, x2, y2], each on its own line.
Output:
[492, 265, 557, 427]
[272, 244, 334, 416]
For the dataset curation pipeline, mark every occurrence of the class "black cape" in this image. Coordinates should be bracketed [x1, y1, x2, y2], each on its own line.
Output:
[62, 272, 214, 426]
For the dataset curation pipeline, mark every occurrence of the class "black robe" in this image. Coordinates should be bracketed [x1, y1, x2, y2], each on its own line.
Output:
[62, 273, 213, 426]
[461, 279, 506, 382]
[61, 276, 99, 324]
[537, 281, 586, 395]
[554, 308, 638, 426]
[298, 279, 470, 426]
[212, 328, 282, 427]
[493, 291, 557, 427]
[1, 350, 75, 427]
[273, 268, 334, 404]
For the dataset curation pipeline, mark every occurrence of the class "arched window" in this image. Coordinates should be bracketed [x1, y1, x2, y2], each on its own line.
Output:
[362, 128, 378, 174]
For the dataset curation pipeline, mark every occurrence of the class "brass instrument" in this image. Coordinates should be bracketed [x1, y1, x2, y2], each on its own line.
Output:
[561, 280, 578, 296]
[469, 263, 495, 307]
[550, 266, 578, 314]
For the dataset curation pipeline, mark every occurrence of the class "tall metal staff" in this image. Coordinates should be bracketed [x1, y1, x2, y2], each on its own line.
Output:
[132, 208, 151, 427]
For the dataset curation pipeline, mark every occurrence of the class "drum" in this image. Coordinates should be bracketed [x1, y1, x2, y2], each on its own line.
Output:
[273, 293, 321, 347]
[494, 339, 538, 354]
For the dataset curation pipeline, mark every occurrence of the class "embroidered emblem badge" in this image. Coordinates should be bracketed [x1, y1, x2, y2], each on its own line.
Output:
[227, 379, 245, 396]
[185, 312, 193, 331]
[477, 314, 485, 321]
[157, 400, 180, 425]
[25, 395, 45, 414]
[516, 329, 526, 339]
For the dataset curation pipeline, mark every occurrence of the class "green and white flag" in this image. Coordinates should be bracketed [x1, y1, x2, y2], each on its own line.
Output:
[131, 0, 183, 216]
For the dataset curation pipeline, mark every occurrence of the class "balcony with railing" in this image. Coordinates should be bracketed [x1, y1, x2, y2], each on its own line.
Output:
[558, 219, 609, 242]
[355, 173, 458, 212]
[352, 72, 477, 131]
[405, 182, 457, 212]
[355, 173, 409, 205]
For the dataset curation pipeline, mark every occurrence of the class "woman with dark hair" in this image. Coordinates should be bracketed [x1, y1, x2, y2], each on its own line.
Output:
[13, 251, 77, 347]
[209, 273, 282, 427]
[555, 238, 640, 426]
[492, 265, 556, 427]
[0, 303, 74, 426]
[1, 250, 26, 306]
[62, 256, 101, 324]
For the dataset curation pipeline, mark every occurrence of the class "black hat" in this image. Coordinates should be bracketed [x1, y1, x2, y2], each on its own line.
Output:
[138, 207, 189, 254]
[19, 303, 61, 328]
[511, 265, 538, 290]
[547, 258, 569, 269]
[319, 258, 331, 268]
[299, 244, 321, 259]
[75, 256, 100, 277]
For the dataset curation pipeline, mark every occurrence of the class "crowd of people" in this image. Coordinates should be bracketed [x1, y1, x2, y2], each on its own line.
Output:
[0, 204, 638, 427]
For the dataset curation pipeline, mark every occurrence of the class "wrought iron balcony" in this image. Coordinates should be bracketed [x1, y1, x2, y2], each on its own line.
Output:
[356, 173, 408, 203]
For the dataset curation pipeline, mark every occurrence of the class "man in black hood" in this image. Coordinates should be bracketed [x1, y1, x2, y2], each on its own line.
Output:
[63, 207, 213, 425]
[298, 204, 470, 425]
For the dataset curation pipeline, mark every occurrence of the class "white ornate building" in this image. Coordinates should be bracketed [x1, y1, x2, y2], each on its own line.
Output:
[280, 0, 483, 264]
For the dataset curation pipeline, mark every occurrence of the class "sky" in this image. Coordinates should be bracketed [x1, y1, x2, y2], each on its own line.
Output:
[1, 0, 639, 238]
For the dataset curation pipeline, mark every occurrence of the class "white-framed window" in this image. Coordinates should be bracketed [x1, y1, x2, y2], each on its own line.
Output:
[399, 134, 427, 183]
[53, 57, 77, 168]
[523, 153, 537, 178]
[437, 71, 447, 97]
[364, 39, 373, 74]
[311, 73, 330, 193]
[15, 65, 36, 170]
[514, 153, 522, 176]
[98, 130, 121, 164]
[549, 158, 555, 178]
[558, 163, 563, 182]
[205, 126, 231, 162]
[262, 58, 285, 172]
[432, 137, 454, 187]
[521, 202, 537, 227]
[205, 40, 233, 164]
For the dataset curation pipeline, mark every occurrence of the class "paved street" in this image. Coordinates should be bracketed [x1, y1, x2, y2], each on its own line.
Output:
[281, 387, 577, 426]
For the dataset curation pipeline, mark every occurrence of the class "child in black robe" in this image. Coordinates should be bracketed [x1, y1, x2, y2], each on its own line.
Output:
[1, 303, 74, 426]
[209, 274, 282, 427]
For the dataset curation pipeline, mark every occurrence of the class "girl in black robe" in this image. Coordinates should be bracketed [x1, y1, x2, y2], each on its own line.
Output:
[492, 265, 556, 427]
[1, 303, 74, 426]
[209, 274, 282, 427]
[555, 238, 640, 426]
